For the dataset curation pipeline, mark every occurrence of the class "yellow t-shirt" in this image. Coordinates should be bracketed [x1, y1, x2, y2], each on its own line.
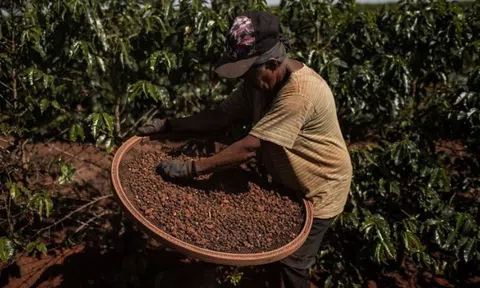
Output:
[219, 64, 352, 219]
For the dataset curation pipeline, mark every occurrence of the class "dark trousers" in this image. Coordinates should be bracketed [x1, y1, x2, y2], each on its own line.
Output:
[274, 217, 335, 288]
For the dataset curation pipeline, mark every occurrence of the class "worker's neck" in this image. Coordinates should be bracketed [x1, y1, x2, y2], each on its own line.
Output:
[270, 61, 290, 95]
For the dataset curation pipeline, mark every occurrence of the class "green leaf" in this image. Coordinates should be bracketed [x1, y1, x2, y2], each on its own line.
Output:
[457, 237, 469, 250]
[434, 228, 444, 246]
[57, 160, 75, 185]
[20, 185, 29, 196]
[461, 215, 474, 234]
[95, 134, 106, 147]
[0, 238, 15, 262]
[32, 43, 46, 58]
[456, 214, 466, 231]
[102, 113, 114, 135]
[9, 182, 29, 201]
[119, 40, 132, 68]
[421, 253, 432, 267]
[146, 83, 160, 102]
[51, 100, 61, 110]
[94, 16, 109, 51]
[426, 219, 441, 226]
[382, 239, 397, 260]
[463, 238, 475, 262]
[149, 51, 177, 73]
[69, 41, 81, 58]
[331, 58, 348, 68]
[26, 241, 37, 253]
[444, 231, 457, 249]
[26, 68, 35, 85]
[438, 168, 450, 192]
[29, 192, 53, 219]
[37, 242, 47, 255]
[104, 137, 113, 153]
[0, 123, 8, 134]
[9, 182, 18, 200]
[91, 113, 101, 138]
[324, 275, 333, 288]
[81, 41, 92, 67]
[162, 51, 176, 73]
[389, 181, 400, 195]
[69, 124, 85, 142]
[149, 51, 161, 72]
[374, 242, 385, 263]
[360, 219, 374, 235]
[43, 74, 54, 89]
[37, 198, 44, 218]
[40, 99, 50, 114]
[362, 150, 377, 166]
[348, 210, 360, 227]
[55, 114, 69, 125]
[393, 143, 405, 165]
[403, 231, 423, 252]
[127, 83, 140, 102]
[44, 196, 53, 218]
[428, 168, 440, 188]
[97, 56, 106, 72]
[157, 87, 170, 107]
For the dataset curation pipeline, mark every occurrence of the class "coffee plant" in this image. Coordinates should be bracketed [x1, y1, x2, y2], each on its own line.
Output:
[0, 146, 75, 264]
[1, 0, 479, 286]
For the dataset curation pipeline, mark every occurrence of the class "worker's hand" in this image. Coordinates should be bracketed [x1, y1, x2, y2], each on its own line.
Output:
[156, 159, 196, 180]
[137, 118, 169, 136]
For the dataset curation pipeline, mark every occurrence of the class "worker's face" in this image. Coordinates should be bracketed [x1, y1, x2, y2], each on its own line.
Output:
[243, 59, 280, 91]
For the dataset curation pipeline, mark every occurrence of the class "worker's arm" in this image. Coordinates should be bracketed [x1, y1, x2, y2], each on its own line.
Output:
[139, 84, 249, 135]
[194, 135, 261, 175]
[157, 135, 261, 180]
[138, 108, 232, 135]
[169, 108, 233, 133]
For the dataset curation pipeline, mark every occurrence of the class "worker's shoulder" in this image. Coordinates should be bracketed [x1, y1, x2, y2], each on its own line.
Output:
[283, 65, 333, 103]
[295, 65, 330, 91]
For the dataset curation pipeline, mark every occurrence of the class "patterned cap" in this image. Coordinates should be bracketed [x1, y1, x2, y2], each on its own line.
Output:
[225, 16, 256, 60]
[215, 11, 289, 78]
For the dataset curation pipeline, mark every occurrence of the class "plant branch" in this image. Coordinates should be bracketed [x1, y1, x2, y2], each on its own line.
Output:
[11, 72, 16, 108]
[10, 0, 17, 109]
[115, 103, 121, 138]
[120, 107, 158, 138]
[74, 211, 110, 233]
[45, 128, 70, 144]
[0, 81, 13, 91]
[0, 93, 14, 107]
[45, 142, 108, 170]
[21, 138, 30, 170]
[34, 194, 112, 236]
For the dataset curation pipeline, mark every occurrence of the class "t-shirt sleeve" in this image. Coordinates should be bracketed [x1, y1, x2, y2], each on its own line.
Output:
[219, 83, 251, 122]
[249, 94, 314, 149]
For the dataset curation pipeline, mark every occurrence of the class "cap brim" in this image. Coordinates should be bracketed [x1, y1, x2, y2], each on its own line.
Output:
[215, 55, 258, 78]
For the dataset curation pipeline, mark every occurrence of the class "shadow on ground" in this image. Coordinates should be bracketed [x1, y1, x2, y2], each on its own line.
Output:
[1, 214, 278, 288]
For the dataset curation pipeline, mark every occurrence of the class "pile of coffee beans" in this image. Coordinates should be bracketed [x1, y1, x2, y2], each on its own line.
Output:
[119, 140, 305, 253]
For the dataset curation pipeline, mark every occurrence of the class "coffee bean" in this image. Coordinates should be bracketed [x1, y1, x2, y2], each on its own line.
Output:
[119, 141, 305, 253]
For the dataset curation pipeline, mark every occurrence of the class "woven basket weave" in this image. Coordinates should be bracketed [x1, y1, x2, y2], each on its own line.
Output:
[111, 134, 314, 266]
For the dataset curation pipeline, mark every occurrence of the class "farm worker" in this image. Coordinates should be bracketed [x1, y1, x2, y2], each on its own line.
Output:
[138, 10, 352, 288]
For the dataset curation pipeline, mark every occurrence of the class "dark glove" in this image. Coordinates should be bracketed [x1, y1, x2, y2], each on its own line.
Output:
[137, 118, 170, 136]
[156, 159, 196, 180]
